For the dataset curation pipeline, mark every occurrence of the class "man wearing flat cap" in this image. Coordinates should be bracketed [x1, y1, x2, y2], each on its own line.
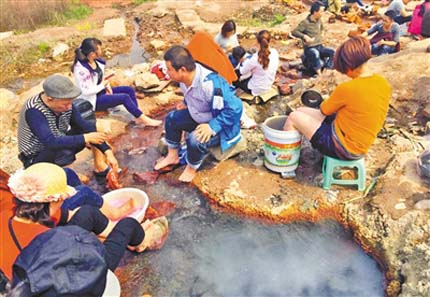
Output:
[17, 74, 118, 178]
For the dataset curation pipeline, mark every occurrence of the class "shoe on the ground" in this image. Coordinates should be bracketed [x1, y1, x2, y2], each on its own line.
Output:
[241, 116, 257, 129]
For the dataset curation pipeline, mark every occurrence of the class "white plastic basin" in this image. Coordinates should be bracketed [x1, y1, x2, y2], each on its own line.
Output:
[102, 188, 149, 222]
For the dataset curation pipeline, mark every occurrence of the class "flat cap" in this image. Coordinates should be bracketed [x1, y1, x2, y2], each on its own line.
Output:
[43, 74, 81, 99]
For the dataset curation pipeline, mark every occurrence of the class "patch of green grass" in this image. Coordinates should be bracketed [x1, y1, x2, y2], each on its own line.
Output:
[270, 14, 286, 27]
[0, 0, 92, 31]
[238, 17, 263, 27]
[111, 3, 123, 9]
[133, 0, 156, 5]
[63, 3, 92, 20]
[49, 2, 92, 25]
[37, 42, 50, 55]
[237, 13, 286, 28]
[75, 21, 93, 32]
[0, 43, 51, 85]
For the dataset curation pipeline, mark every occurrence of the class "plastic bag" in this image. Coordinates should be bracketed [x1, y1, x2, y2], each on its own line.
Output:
[150, 61, 170, 80]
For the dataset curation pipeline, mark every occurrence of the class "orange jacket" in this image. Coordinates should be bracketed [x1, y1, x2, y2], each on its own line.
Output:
[187, 31, 237, 84]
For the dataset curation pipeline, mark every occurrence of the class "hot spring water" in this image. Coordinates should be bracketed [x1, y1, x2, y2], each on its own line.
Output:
[116, 181, 384, 297]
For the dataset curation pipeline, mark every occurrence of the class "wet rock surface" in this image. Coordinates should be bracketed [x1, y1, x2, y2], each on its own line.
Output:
[1, 1, 429, 296]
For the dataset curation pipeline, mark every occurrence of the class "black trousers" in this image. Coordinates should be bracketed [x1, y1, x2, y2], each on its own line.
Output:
[232, 68, 253, 94]
[394, 15, 412, 25]
[19, 146, 84, 169]
[19, 125, 88, 169]
[67, 205, 145, 271]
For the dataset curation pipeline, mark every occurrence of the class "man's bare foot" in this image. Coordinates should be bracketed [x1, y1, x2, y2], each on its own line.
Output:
[154, 155, 180, 171]
[128, 220, 154, 252]
[135, 115, 162, 127]
[178, 166, 197, 183]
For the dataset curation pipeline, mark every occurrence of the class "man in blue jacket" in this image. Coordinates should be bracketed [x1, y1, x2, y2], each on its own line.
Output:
[155, 46, 242, 182]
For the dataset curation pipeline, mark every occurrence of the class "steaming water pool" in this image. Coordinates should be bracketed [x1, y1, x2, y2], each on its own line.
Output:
[94, 125, 387, 297]
[116, 181, 384, 297]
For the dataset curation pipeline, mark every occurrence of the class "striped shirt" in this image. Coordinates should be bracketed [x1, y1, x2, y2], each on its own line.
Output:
[18, 93, 109, 158]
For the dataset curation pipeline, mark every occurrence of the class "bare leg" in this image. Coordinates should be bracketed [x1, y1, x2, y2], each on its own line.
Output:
[178, 165, 197, 183]
[135, 114, 162, 127]
[128, 220, 154, 252]
[154, 147, 180, 170]
[76, 172, 89, 184]
[92, 147, 109, 173]
[129, 217, 168, 252]
[283, 108, 326, 140]
[295, 106, 326, 119]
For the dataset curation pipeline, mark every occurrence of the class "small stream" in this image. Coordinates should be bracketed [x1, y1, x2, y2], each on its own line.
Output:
[107, 19, 149, 68]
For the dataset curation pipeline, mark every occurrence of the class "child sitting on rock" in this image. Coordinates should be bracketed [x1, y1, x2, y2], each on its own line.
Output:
[229, 46, 250, 69]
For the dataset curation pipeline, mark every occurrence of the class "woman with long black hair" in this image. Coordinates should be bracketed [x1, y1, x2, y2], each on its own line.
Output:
[72, 37, 161, 127]
[234, 30, 279, 96]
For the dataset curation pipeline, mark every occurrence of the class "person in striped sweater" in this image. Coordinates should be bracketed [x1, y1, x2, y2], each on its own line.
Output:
[17, 74, 119, 181]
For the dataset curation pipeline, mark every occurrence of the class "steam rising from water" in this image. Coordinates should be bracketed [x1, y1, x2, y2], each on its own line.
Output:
[193, 221, 383, 297]
[117, 190, 384, 297]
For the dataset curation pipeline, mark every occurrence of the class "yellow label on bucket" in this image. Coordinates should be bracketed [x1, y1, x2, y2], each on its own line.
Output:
[264, 139, 301, 149]
[263, 140, 301, 168]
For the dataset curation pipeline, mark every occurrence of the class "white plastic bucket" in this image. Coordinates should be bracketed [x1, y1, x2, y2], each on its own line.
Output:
[262, 115, 302, 173]
[102, 188, 149, 222]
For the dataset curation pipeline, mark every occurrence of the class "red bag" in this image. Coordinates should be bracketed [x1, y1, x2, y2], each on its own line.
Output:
[370, 31, 400, 52]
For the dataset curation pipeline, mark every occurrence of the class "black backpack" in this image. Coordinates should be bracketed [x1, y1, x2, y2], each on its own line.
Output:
[72, 98, 96, 124]
[12, 225, 107, 297]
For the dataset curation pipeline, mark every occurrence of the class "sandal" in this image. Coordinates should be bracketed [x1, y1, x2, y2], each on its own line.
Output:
[154, 158, 181, 174]
[155, 163, 181, 174]
[94, 167, 124, 185]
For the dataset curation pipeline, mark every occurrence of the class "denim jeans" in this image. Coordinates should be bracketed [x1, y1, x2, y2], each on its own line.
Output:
[303, 45, 335, 73]
[96, 86, 142, 118]
[164, 109, 220, 169]
[61, 185, 104, 210]
[371, 44, 396, 55]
